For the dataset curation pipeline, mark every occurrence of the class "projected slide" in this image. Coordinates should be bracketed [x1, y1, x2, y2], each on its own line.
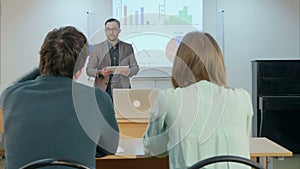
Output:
[113, 0, 203, 67]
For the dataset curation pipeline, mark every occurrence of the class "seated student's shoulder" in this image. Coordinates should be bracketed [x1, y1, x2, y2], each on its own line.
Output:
[227, 87, 252, 107]
[230, 87, 251, 99]
[1, 80, 36, 97]
[85, 83, 111, 102]
[0, 81, 38, 108]
[74, 82, 109, 96]
[72, 82, 113, 107]
[94, 86, 111, 100]
[157, 88, 179, 103]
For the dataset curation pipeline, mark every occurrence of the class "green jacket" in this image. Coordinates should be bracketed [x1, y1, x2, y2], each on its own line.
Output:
[143, 80, 253, 169]
[1, 75, 119, 169]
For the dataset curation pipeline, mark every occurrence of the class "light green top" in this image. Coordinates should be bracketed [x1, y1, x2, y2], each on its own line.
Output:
[143, 80, 253, 169]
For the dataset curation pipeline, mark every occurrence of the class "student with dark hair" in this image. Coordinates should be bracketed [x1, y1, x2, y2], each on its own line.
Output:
[0, 26, 119, 169]
[86, 18, 139, 99]
[143, 32, 253, 169]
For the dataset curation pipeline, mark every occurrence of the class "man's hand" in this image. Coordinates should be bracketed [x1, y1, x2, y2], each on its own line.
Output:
[119, 69, 130, 77]
[99, 68, 114, 77]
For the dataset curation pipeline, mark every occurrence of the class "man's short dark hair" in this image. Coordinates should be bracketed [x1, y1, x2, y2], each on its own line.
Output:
[39, 26, 89, 78]
[105, 18, 120, 28]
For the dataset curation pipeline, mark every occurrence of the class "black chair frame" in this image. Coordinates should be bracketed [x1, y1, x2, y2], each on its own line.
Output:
[19, 158, 94, 169]
[188, 155, 264, 169]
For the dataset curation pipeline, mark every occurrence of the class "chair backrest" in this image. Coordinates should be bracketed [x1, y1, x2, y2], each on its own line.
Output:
[187, 155, 264, 169]
[19, 158, 94, 169]
[113, 88, 159, 119]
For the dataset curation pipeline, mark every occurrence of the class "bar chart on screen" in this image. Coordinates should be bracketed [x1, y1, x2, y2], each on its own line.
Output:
[112, 0, 203, 68]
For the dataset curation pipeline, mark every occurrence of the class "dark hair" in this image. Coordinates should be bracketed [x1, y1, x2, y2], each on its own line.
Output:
[39, 26, 89, 78]
[105, 18, 120, 28]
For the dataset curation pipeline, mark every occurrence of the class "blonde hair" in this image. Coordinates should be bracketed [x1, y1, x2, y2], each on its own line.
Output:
[172, 32, 227, 88]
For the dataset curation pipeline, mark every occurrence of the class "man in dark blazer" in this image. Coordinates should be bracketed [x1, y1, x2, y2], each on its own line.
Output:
[86, 18, 139, 98]
[0, 26, 119, 169]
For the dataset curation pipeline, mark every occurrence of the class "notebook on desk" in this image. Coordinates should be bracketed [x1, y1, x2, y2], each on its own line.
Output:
[112, 89, 159, 119]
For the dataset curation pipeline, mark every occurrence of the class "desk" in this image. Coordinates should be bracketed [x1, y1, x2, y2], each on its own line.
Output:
[250, 137, 293, 169]
[97, 137, 292, 169]
[117, 119, 148, 138]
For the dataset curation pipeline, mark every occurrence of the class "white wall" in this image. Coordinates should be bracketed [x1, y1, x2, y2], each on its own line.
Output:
[203, 0, 299, 138]
[1, 0, 300, 94]
[0, 0, 111, 91]
[204, 0, 300, 94]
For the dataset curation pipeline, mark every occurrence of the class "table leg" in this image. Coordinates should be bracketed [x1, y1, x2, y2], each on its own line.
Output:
[251, 156, 268, 169]
[251, 157, 258, 169]
[263, 157, 268, 169]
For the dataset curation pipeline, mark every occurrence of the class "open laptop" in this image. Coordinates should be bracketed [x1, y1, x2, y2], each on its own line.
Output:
[112, 89, 160, 119]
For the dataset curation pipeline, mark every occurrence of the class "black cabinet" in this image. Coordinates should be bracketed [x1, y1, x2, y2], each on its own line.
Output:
[252, 60, 300, 153]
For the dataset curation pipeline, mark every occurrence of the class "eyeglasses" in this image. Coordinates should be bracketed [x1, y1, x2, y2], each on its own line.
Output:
[105, 28, 120, 32]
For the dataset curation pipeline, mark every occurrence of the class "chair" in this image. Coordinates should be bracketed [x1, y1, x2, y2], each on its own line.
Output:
[187, 155, 264, 169]
[19, 158, 94, 169]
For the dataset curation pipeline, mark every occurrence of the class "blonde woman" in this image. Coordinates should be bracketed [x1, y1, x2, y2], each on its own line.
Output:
[143, 32, 253, 169]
